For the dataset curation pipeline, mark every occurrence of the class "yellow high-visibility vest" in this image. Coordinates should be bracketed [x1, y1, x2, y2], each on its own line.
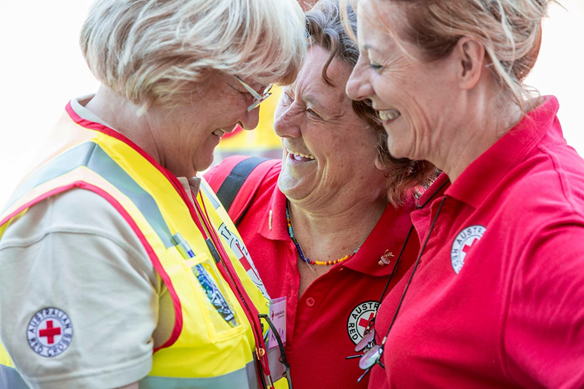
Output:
[0, 103, 281, 388]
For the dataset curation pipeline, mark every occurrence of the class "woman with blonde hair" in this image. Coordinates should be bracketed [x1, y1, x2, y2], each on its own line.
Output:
[346, 0, 584, 387]
[0, 0, 305, 388]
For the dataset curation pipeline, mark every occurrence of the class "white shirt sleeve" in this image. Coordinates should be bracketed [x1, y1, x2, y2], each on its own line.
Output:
[0, 188, 160, 389]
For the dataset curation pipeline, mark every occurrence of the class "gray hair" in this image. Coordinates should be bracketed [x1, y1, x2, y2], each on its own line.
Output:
[80, 0, 307, 108]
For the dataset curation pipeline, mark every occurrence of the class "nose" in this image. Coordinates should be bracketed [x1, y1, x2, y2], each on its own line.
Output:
[346, 60, 373, 102]
[239, 107, 261, 130]
[274, 106, 301, 140]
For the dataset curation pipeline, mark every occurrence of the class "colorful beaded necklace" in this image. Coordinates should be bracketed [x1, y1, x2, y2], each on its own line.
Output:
[286, 204, 359, 266]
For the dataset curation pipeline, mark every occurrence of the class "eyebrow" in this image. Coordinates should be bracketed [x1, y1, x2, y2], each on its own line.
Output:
[361, 44, 378, 55]
[283, 85, 344, 120]
[304, 93, 343, 120]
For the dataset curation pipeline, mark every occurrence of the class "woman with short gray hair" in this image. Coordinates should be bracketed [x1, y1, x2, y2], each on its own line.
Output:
[346, 0, 584, 387]
[0, 0, 306, 388]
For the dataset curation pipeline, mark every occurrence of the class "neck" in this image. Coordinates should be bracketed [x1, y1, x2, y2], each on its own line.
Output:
[85, 86, 163, 167]
[433, 94, 522, 183]
[288, 194, 387, 264]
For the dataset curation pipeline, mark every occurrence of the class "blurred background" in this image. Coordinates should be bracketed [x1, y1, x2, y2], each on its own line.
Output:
[0, 0, 582, 206]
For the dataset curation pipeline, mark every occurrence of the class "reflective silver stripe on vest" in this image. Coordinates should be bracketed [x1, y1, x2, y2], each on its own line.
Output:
[139, 360, 259, 389]
[0, 365, 29, 389]
[3, 142, 174, 249]
[200, 182, 221, 210]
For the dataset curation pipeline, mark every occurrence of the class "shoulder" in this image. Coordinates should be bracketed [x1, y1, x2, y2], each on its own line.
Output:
[204, 156, 281, 220]
[1, 187, 155, 279]
[499, 141, 584, 221]
[204, 156, 281, 192]
[0, 188, 158, 388]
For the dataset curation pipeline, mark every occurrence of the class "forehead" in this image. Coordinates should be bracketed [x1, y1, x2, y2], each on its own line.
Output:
[356, 0, 403, 47]
[294, 45, 353, 105]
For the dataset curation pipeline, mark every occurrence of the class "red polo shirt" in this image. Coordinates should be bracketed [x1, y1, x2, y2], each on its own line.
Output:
[369, 96, 584, 388]
[205, 160, 421, 389]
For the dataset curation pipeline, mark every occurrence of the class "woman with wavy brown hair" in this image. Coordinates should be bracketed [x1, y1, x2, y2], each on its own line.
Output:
[205, 1, 436, 387]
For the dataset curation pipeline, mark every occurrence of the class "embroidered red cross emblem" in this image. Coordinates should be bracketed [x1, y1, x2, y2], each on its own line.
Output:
[39, 320, 61, 344]
[462, 238, 480, 256]
[359, 313, 374, 329]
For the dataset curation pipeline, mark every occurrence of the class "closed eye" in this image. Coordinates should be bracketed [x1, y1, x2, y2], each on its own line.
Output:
[281, 92, 294, 106]
[369, 63, 382, 71]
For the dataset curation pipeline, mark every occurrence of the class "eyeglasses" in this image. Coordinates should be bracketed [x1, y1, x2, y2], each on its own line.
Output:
[234, 75, 273, 112]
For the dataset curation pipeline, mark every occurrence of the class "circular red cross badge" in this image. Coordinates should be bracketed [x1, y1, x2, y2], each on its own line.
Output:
[27, 307, 73, 357]
[347, 301, 379, 345]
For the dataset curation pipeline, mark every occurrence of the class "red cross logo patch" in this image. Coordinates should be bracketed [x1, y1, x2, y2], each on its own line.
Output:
[218, 223, 269, 300]
[347, 301, 379, 345]
[451, 225, 486, 274]
[27, 308, 73, 357]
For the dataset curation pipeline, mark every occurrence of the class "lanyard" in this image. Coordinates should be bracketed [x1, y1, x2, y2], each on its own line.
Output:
[176, 181, 273, 386]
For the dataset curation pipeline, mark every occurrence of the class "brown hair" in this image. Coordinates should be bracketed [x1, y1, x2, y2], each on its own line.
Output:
[306, 0, 437, 205]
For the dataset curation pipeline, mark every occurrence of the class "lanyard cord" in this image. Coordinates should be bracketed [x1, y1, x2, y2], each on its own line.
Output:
[173, 181, 272, 384]
[380, 195, 447, 346]
[370, 179, 451, 327]
[196, 192, 273, 378]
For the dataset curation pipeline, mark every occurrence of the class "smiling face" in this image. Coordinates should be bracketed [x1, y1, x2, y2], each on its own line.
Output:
[147, 70, 264, 176]
[275, 45, 387, 206]
[346, 0, 462, 163]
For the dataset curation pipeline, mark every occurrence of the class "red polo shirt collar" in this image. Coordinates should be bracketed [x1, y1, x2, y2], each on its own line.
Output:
[258, 185, 417, 276]
[258, 186, 289, 242]
[446, 96, 559, 209]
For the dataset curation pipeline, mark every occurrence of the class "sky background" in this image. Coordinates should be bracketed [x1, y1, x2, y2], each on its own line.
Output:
[0, 0, 582, 206]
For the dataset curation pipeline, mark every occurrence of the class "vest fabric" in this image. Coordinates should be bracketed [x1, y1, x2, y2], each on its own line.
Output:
[0, 103, 276, 388]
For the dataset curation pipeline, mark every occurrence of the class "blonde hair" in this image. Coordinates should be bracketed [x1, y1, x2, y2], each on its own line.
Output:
[347, 0, 551, 114]
[80, 0, 307, 109]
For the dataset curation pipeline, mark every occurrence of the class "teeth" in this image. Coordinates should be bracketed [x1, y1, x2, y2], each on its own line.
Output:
[213, 129, 226, 137]
[378, 109, 401, 121]
[287, 148, 315, 160]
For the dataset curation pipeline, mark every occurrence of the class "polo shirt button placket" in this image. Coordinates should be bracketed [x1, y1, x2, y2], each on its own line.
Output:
[305, 297, 315, 307]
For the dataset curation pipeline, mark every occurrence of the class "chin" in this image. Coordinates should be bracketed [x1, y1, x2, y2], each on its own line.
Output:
[194, 155, 215, 174]
[277, 170, 311, 201]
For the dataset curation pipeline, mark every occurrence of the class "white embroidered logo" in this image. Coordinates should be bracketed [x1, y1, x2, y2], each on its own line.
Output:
[218, 223, 270, 300]
[451, 225, 486, 274]
[27, 308, 73, 357]
[347, 301, 379, 345]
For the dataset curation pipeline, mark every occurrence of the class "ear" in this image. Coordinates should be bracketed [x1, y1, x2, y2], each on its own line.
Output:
[374, 153, 386, 172]
[453, 37, 486, 90]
